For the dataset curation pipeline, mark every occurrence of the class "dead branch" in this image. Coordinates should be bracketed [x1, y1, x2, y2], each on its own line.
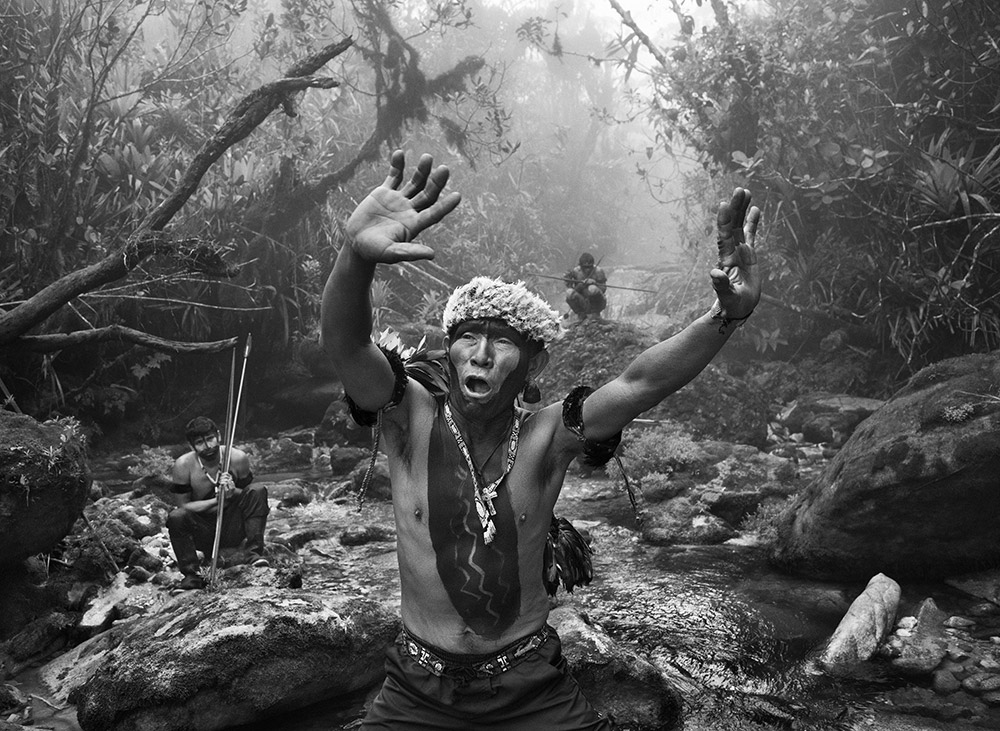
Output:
[6, 325, 238, 354]
[137, 73, 345, 236]
[606, 0, 671, 69]
[0, 37, 354, 347]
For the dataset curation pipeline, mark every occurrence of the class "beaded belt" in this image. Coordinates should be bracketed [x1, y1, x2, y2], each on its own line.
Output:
[398, 625, 552, 681]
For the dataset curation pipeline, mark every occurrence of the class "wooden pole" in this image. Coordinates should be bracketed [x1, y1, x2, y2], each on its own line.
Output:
[209, 333, 252, 585]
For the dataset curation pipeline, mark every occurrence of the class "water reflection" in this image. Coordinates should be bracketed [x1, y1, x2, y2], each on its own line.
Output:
[574, 536, 899, 729]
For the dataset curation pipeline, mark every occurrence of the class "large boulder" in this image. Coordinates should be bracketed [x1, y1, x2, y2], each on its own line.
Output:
[59, 588, 397, 731]
[770, 352, 1000, 580]
[0, 412, 90, 566]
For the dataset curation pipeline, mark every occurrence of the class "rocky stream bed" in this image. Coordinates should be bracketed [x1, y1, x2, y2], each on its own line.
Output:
[5, 450, 1000, 731]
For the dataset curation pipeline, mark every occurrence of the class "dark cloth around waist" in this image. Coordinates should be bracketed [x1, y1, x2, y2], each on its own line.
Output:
[363, 624, 612, 730]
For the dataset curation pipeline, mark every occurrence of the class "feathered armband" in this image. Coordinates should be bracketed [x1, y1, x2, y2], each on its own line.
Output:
[345, 346, 408, 427]
[561, 385, 640, 524]
[562, 386, 622, 467]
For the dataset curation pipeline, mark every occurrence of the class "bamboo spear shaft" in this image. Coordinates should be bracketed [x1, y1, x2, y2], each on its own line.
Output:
[209, 333, 252, 585]
[528, 273, 658, 293]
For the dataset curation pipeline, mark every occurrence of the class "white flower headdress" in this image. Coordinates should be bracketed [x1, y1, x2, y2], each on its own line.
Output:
[442, 276, 562, 347]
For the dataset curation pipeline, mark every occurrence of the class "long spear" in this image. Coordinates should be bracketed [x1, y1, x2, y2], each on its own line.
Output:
[209, 333, 252, 585]
[221, 345, 237, 451]
[528, 273, 658, 293]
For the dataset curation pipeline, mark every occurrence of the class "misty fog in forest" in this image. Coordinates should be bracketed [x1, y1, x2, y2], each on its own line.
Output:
[1, 0, 998, 441]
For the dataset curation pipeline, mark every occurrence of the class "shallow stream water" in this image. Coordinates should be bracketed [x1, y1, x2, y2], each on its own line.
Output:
[16, 468, 980, 730]
[237, 474, 975, 730]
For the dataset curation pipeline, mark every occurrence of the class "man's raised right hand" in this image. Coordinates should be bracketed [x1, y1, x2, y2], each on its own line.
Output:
[344, 150, 462, 264]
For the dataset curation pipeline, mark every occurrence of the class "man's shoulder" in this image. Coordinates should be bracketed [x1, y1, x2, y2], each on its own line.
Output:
[520, 402, 565, 440]
[399, 375, 440, 418]
[404, 352, 449, 398]
[171, 451, 196, 481]
[227, 447, 253, 468]
[517, 402, 584, 465]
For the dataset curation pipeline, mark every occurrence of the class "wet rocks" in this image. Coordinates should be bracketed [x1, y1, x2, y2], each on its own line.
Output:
[0, 681, 30, 727]
[318, 399, 373, 448]
[876, 595, 1000, 726]
[0, 412, 91, 566]
[640, 496, 738, 545]
[882, 686, 989, 723]
[771, 352, 1000, 581]
[550, 606, 683, 731]
[0, 610, 77, 678]
[76, 572, 167, 639]
[61, 494, 171, 580]
[777, 392, 884, 447]
[243, 434, 315, 473]
[884, 598, 949, 675]
[328, 445, 369, 475]
[266, 478, 315, 508]
[629, 438, 803, 546]
[818, 572, 900, 674]
[62, 589, 399, 731]
[339, 524, 395, 546]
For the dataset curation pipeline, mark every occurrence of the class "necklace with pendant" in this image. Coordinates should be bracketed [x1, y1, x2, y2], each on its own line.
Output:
[197, 455, 221, 487]
[443, 402, 521, 545]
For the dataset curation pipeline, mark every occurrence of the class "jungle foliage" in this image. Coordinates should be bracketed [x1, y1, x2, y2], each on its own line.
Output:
[6, 0, 996, 440]
[613, 0, 1000, 371]
[0, 0, 641, 439]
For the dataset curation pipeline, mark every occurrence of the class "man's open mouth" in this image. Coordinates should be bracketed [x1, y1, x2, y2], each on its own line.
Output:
[464, 376, 492, 396]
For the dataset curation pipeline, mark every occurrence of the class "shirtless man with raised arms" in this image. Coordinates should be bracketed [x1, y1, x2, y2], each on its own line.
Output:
[320, 149, 761, 729]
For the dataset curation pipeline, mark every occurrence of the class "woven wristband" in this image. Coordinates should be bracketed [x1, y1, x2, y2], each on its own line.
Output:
[709, 304, 754, 334]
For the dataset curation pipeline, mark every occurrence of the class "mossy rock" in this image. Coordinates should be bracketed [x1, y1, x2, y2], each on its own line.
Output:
[0, 411, 90, 565]
[69, 588, 398, 731]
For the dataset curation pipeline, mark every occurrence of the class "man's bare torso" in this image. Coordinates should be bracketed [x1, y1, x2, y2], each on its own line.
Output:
[172, 447, 247, 500]
[382, 382, 576, 655]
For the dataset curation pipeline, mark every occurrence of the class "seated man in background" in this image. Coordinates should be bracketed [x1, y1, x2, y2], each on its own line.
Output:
[166, 416, 269, 589]
[564, 252, 608, 320]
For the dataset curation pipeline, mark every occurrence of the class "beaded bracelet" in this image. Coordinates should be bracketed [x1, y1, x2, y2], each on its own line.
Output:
[710, 304, 754, 334]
